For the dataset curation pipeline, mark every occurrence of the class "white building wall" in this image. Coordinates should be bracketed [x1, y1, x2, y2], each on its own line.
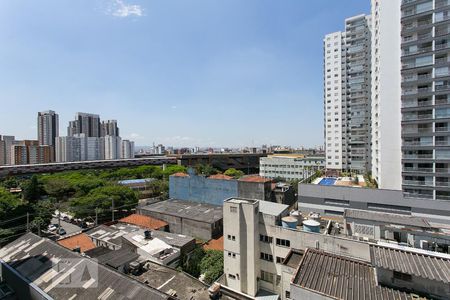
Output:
[259, 156, 324, 181]
[371, 0, 402, 190]
[324, 32, 345, 170]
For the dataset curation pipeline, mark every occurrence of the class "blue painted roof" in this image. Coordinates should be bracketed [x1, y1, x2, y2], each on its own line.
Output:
[118, 178, 155, 185]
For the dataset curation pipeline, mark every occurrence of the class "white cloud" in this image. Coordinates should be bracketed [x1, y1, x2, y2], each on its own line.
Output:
[128, 132, 145, 140]
[106, 0, 144, 18]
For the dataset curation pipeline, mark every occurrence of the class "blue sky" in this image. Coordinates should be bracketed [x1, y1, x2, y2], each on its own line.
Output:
[0, 0, 369, 147]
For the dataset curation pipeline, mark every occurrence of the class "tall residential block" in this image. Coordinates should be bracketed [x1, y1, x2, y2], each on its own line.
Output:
[121, 140, 135, 159]
[67, 112, 100, 137]
[10, 140, 53, 165]
[104, 135, 122, 160]
[37, 110, 59, 146]
[324, 14, 372, 174]
[371, 0, 402, 190]
[101, 120, 119, 137]
[401, 0, 450, 200]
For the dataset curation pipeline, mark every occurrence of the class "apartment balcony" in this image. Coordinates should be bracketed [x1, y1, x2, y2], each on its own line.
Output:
[436, 84, 450, 91]
[436, 0, 450, 9]
[402, 73, 432, 83]
[436, 126, 450, 132]
[403, 141, 433, 146]
[403, 154, 434, 159]
[402, 99, 433, 108]
[403, 180, 434, 186]
[436, 181, 450, 187]
[403, 192, 434, 199]
[402, 113, 433, 121]
[402, 19, 433, 33]
[403, 167, 434, 173]
[436, 140, 450, 146]
[435, 42, 450, 51]
[403, 46, 433, 56]
[435, 57, 450, 65]
[435, 167, 450, 174]
[402, 127, 433, 134]
[436, 97, 450, 105]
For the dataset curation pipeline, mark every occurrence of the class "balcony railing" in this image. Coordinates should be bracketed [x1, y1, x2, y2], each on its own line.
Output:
[403, 128, 433, 134]
[436, 85, 450, 91]
[402, 100, 433, 107]
[402, 114, 433, 121]
[403, 180, 434, 186]
[435, 168, 450, 173]
[404, 192, 434, 199]
[436, 127, 450, 132]
[403, 167, 434, 172]
[435, 57, 449, 65]
[403, 154, 434, 159]
[403, 141, 433, 146]
[436, 194, 450, 200]
[436, 43, 450, 50]
[436, 181, 450, 187]
[436, 140, 450, 146]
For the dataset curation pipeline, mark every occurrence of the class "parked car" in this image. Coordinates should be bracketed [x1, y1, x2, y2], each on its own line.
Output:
[57, 228, 66, 235]
[48, 224, 57, 232]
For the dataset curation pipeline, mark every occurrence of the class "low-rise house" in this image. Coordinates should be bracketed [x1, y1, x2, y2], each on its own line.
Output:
[84, 247, 139, 273]
[118, 213, 169, 231]
[137, 199, 223, 240]
[57, 233, 96, 253]
[0, 233, 172, 300]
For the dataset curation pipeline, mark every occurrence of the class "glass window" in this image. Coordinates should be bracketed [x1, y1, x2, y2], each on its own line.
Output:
[415, 55, 433, 67]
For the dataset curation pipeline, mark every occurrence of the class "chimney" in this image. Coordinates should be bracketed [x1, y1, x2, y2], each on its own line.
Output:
[144, 230, 152, 240]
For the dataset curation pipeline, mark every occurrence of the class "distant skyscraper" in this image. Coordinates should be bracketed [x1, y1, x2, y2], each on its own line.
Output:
[1, 135, 15, 166]
[37, 110, 59, 146]
[104, 135, 122, 160]
[121, 140, 135, 159]
[67, 112, 100, 137]
[101, 120, 119, 137]
[0, 136, 5, 166]
[10, 140, 53, 165]
[56, 136, 80, 162]
[324, 14, 372, 173]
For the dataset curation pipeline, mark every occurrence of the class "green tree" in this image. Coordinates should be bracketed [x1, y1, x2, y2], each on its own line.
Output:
[182, 246, 206, 278]
[195, 164, 219, 177]
[200, 250, 224, 284]
[224, 168, 244, 179]
[147, 180, 169, 199]
[44, 178, 74, 201]
[22, 175, 42, 203]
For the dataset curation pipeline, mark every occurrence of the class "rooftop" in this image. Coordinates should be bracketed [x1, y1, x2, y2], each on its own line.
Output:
[122, 231, 179, 263]
[208, 174, 233, 180]
[131, 261, 209, 300]
[345, 209, 431, 228]
[203, 236, 224, 251]
[259, 200, 289, 216]
[86, 247, 139, 269]
[140, 199, 223, 223]
[119, 213, 168, 230]
[85, 224, 129, 247]
[171, 172, 189, 177]
[293, 248, 423, 300]
[57, 233, 96, 253]
[282, 249, 304, 269]
[150, 230, 195, 249]
[118, 178, 156, 185]
[238, 175, 272, 183]
[0, 233, 170, 299]
[370, 244, 450, 283]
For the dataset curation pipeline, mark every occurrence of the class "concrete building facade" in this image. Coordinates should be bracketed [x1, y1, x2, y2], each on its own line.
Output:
[68, 112, 100, 137]
[259, 155, 324, 181]
[121, 139, 135, 159]
[324, 15, 372, 174]
[401, 0, 450, 201]
[101, 119, 119, 137]
[371, 0, 403, 190]
[37, 110, 59, 148]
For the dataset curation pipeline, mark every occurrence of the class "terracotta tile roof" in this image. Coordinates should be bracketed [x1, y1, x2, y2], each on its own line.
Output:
[119, 213, 168, 230]
[203, 236, 224, 251]
[239, 175, 272, 183]
[171, 172, 189, 177]
[208, 174, 233, 180]
[57, 233, 96, 253]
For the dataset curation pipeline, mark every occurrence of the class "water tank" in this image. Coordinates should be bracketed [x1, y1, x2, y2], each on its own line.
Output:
[282, 216, 298, 229]
[144, 230, 152, 239]
[289, 210, 303, 223]
[303, 220, 320, 233]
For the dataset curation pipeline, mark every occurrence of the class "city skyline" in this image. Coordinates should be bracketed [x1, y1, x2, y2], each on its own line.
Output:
[0, 0, 369, 147]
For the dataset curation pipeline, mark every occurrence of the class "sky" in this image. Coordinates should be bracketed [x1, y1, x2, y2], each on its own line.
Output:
[0, 0, 369, 148]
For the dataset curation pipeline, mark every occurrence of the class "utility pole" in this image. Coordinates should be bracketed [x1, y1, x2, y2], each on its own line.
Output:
[95, 208, 99, 226]
[111, 198, 115, 222]
[57, 201, 61, 236]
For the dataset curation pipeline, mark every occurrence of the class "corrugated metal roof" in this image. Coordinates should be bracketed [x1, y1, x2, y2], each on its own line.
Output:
[344, 209, 431, 228]
[293, 248, 423, 300]
[0, 233, 170, 299]
[370, 245, 450, 283]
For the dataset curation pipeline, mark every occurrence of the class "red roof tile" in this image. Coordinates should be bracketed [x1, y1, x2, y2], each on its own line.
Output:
[203, 236, 224, 251]
[208, 174, 233, 180]
[57, 233, 96, 253]
[239, 175, 272, 183]
[171, 172, 189, 177]
[119, 214, 168, 230]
